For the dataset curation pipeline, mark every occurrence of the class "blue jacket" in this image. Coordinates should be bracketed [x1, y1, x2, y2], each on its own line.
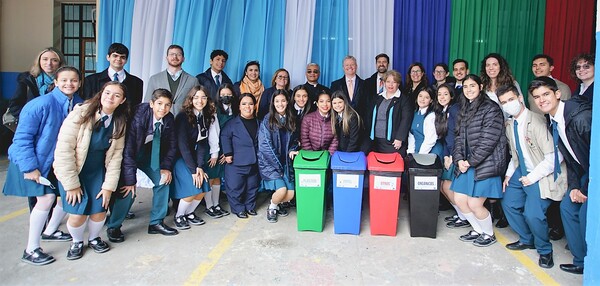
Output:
[442, 103, 459, 157]
[220, 116, 258, 166]
[122, 103, 177, 186]
[175, 112, 208, 174]
[257, 114, 299, 180]
[8, 88, 83, 176]
[196, 68, 233, 102]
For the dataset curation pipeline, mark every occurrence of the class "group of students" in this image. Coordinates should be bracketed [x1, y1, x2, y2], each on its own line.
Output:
[2, 43, 593, 276]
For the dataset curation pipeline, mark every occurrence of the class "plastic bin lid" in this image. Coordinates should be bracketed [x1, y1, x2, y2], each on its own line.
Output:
[367, 152, 404, 172]
[407, 153, 442, 169]
[293, 150, 330, 169]
[330, 151, 366, 171]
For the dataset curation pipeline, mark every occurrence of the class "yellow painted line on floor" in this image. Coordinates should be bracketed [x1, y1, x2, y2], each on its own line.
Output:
[183, 218, 250, 286]
[0, 207, 28, 223]
[495, 230, 560, 286]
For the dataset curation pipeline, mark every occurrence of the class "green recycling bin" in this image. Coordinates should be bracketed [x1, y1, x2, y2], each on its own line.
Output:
[293, 150, 330, 232]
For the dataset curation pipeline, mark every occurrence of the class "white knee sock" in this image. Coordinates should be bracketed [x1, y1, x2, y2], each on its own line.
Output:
[87, 218, 105, 240]
[211, 185, 221, 205]
[269, 200, 278, 210]
[27, 209, 50, 253]
[177, 200, 191, 217]
[452, 204, 466, 220]
[187, 199, 202, 214]
[67, 221, 86, 243]
[478, 213, 494, 236]
[463, 212, 483, 234]
[42, 204, 66, 235]
[204, 191, 214, 209]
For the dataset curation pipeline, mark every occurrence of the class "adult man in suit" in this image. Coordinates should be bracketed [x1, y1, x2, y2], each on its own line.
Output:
[359, 53, 389, 120]
[303, 63, 330, 104]
[145, 45, 199, 115]
[528, 54, 571, 114]
[530, 76, 591, 275]
[82, 43, 143, 108]
[196, 49, 233, 101]
[330, 55, 363, 109]
[497, 84, 567, 269]
[452, 59, 469, 96]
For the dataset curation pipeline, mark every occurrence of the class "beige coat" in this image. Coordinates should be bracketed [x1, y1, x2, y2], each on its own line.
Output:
[505, 110, 567, 201]
[53, 104, 125, 192]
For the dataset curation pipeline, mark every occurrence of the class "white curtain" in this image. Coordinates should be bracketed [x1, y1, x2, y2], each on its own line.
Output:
[283, 0, 317, 88]
[348, 0, 395, 79]
[129, 0, 176, 94]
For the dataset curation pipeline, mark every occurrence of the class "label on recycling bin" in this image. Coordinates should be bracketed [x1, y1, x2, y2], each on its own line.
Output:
[298, 174, 321, 187]
[336, 174, 359, 188]
[414, 176, 438, 190]
[373, 176, 396, 190]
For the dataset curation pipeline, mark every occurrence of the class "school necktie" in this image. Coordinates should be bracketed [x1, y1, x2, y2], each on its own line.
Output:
[113, 73, 119, 82]
[513, 121, 528, 176]
[215, 75, 221, 87]
[197, 114, 207, 139]
[151, 122, 161, 170]
[378, 77, 384, 94]
[551, 120, 561, 181]
[98, 115, 109, 129]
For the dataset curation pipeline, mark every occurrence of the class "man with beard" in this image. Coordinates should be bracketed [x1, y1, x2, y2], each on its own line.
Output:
[144, 45, 199, 114]
[452, 59, 469, 96]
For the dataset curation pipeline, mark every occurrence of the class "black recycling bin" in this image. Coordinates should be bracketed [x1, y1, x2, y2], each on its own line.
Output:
[407, 153, 442, 238]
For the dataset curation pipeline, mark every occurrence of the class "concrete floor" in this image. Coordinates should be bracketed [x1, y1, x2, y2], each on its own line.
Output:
[0, 157, 583, 285]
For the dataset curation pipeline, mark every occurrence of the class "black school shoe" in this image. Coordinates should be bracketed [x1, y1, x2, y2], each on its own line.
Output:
[66, 241, 84, 260]
[205, 207, 223, 219]
[444, 214, 459, 222]
[539, 252, 554, 269]
[473, 233, 497, 247]
[41, 230, 72, 242]
[446, 219, 471, 228]
[459, 231, 481, 242]
[214, 205, 230, 216]
[267, 208, 278, 223]
[88, 237, 110, 253]
[22, 248, 55, 265]
[107, 227, 125, 243]
[174, 215, 191, 230]
[246, 209, 258, 216]
[185, 213, 206, 226]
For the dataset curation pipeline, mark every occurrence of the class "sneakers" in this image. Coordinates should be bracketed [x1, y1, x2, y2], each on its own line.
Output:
[205, 207, 223, 219]
[446, 219, 471, 228]
[459, 231, 481, 242]
[277, 206, 289, 217]
[88, 237, 110, 253]
[214, 205, 230, 216]
[267, 208, 278, 223]
[66, 241, 84, 260]
[41, 230, 72, 242]
[185, 213, 206, 226]
[473, 233, 497, 247]
[444, 214, 459, 222]
[22, 248, 55, 265]
[174, 215, 191, 230]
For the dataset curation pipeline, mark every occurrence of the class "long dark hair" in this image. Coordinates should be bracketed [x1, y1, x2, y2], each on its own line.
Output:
[480, 53, 515, 92]
[405, 62, 428, 91]
[456, 74, 488, 132]
[234, 93, 257, 117]
[267, 89, 296, 132]
[413, 86, 436, 115]
[182, 85, 216, 127]
[433, 83, 455, 138]
[80, 81, 129, 139]
[291, 85, 313, 115]
[216, 83, 237, 115]
[330, 90, 361, 136]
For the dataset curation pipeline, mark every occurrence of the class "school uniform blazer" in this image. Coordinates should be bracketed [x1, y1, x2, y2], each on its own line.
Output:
[121, 103, 176, 186]
[53, 103, 125, 192]
[572, 82, 594, 103]
[335, 113, 361, 152]
[303, 82, 331, 104]
[220, 116, 258, 166]
[144, 70, 199, 115]
[257, 115, 299, 180]
[367, 91, 413, 144]
[359, 72, 380, 120]
[258, 87, 292, 121]
[546, 98, 592, 196]
[505, 110, 567, 201]
[442, 104, 459, 157]
[175, 112, 220, 174]
[8, 88, 82, 176]
[7, 72, 40, 119]
[196, 68, 233, 101]
[82, 69, 144, 106]
[330, 75, 363, 109]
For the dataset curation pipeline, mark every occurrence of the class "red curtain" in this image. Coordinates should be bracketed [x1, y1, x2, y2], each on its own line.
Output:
[543, 0, 595, 90]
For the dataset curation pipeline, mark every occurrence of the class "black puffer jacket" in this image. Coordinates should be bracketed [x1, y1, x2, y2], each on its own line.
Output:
[453, 97, 507, 180]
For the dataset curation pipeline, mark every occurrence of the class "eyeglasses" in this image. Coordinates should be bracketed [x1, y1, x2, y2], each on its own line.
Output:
[576, 64, 592, 71]
[411, 70, 423, 74]
[277, 75, 289, 80]
[434, 70, 446, 74]
[306, 70, 320, 74]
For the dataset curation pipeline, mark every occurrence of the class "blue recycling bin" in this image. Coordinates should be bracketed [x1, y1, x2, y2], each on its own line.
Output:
[331, 151, 367, 235]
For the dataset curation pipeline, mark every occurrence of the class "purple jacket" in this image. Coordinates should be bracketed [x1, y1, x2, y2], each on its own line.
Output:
[300, 110, 338, 155]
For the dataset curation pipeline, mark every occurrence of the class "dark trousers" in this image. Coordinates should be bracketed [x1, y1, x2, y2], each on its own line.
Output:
[224, 164, 259, 214]
[561, 190, 588, 266]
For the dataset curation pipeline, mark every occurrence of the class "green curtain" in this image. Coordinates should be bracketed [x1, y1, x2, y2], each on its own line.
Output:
[448, 0, 546, 96]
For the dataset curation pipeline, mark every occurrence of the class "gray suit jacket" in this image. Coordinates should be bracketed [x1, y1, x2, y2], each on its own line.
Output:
[145, 70, 199, 115]
[528, 77, 571, 114]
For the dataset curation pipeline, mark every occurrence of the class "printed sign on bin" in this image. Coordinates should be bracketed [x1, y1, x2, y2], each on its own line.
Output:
[299, 174, 321, 187]
[414, 176, 438, 190]
[336, 174, 360, 188]
[373, 175, 397, 190]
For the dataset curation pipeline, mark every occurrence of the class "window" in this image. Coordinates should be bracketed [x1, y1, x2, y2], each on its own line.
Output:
[62, 4, 96, 77]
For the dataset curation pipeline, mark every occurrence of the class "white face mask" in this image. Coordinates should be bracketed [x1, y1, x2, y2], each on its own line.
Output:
[501, 100, 523, 117]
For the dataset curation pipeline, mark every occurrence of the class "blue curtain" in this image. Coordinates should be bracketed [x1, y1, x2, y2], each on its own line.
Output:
[172, 0, 215, 77]
[97, 0, 135, 72]
[392, 0, 451, 84]
[311, 0, 349, 87]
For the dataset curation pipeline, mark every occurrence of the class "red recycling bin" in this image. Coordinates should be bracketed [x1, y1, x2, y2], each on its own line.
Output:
[367, 152, 404, 236]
